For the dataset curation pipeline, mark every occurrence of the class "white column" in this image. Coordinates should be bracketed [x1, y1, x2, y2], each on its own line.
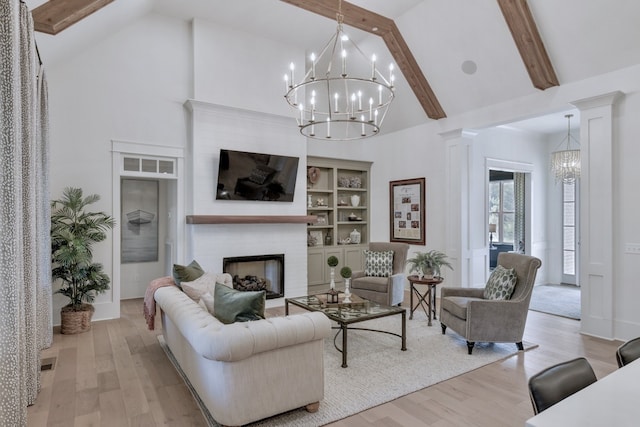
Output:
[441, 129, 474, 287]
[571, 91, 623, 339]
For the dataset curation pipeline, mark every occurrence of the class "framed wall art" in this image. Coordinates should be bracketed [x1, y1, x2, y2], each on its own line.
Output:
[389, 177, 425, 245]
[121, 179, 159, 263]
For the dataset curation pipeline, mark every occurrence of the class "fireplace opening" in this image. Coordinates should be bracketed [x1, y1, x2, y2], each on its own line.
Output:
[223, 254, 284, 299]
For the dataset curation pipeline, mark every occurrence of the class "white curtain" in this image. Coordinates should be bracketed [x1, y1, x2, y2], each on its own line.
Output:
[0, 1, 52, 424]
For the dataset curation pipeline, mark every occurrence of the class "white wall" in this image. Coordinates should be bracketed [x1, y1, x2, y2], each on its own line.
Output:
[45, 11, 640, 340]
[47, 13, 191, 323]
[470, 126, 550, 285]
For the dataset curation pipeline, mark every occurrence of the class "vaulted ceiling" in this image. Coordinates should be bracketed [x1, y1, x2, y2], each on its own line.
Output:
[25, 0, 640, 134]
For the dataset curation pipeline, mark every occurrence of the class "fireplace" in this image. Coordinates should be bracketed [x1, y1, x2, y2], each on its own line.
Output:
[223, 254, 284, 299]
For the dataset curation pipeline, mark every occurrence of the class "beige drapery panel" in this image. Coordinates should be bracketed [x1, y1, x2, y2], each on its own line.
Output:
[0, 1, 53, 424]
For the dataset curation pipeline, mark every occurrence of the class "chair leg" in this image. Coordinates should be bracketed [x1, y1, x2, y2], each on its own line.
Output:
[441, 323, 447, 334]
[516, 342, 524, 351]
[467, 341, 475, 355]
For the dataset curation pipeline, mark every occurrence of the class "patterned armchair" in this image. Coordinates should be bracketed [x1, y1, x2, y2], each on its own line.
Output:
[350, 242, 409, 306]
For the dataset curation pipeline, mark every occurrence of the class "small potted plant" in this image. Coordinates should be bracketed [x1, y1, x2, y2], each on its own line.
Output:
[51, 187, 115, 334]
[327, 256, 339, 295]
[340, 266, 352, 301]
[406, 250, 453, 279]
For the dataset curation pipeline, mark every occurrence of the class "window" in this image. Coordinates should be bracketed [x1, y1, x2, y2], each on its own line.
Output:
[562, 181, 577, 280]
[489, 179, 514, 244]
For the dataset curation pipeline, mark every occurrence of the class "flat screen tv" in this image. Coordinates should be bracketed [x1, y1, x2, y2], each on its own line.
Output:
[215, 149, 299, 202]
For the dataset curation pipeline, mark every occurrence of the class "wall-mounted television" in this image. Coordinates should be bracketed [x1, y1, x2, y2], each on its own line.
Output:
[215, 149, 299, 202]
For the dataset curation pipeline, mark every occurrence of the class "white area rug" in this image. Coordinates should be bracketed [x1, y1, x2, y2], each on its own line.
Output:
[159, 309, 536, 427]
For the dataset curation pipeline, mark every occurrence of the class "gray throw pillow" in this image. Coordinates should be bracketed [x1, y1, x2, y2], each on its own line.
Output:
[364, 250, 394, 277]
[172, 260, 204, 288]
[484, 265, 518, 300]
[213, 283, 266, 324]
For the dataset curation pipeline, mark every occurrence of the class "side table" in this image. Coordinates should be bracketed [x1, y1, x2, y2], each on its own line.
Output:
[408, 275, 443, 326]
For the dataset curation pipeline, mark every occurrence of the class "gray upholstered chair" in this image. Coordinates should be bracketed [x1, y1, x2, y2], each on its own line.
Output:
[439, 252, 541, 354]
[616, 337, 640, 367]
[528, 357, 597, 414]
[351, 242, 409, 306]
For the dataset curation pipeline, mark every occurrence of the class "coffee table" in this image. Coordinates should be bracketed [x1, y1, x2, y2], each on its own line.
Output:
[285, 293, 406, 368]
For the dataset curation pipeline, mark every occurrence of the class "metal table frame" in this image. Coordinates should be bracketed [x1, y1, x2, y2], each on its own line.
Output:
[285, 295, 406, 368]
[408, 275, 443, 326]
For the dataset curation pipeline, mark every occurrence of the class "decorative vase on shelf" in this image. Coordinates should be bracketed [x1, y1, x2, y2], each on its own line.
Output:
[350, 194, 360, 207]
[308, 194, 313, 208]
[350, 228, 361, 244]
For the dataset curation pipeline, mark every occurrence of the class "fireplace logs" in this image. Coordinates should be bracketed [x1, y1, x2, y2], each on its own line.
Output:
[232, 275, 268, 292]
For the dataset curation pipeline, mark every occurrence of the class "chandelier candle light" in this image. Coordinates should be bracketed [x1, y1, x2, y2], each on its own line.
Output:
[551, 114, 581, 183]
[284, 0, 395, 140]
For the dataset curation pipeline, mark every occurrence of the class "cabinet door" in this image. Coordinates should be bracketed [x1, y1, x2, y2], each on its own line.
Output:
[307, 249, 326, 286]
[344, 245, 365, 272]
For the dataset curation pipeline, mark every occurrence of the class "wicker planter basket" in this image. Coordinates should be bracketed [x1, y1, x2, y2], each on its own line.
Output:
[60, 304, 95, 334]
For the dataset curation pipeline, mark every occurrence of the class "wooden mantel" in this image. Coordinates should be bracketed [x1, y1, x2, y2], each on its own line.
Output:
[186, 215, 316, 225]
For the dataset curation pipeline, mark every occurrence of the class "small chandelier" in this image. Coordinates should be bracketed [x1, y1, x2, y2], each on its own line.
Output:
[284, 0, 395, 141]
[551, 114, 580, 184]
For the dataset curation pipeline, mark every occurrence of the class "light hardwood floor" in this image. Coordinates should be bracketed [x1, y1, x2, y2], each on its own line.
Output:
[28, 296, 621, 426]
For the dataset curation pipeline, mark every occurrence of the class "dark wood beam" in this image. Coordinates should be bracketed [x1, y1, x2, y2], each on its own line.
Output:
[280, 0, 446, 120]
[497, 0, 559, 90]
[32, 0, 114, 35]
[383, 23, 446, 119]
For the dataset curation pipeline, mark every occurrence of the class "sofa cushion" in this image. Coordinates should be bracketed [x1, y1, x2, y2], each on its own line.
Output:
[213, 283, 266, 324]
[440, 296, 484, 320]
[364, 250, 394, 277]
[172, 260, 204, 287]
[484, 265, 518, 300]
[351, 276, 390, 293]
[198, 291, 215, 314]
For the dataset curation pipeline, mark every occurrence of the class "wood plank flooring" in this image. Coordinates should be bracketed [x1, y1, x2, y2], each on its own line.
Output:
[28, 296, 621, 426]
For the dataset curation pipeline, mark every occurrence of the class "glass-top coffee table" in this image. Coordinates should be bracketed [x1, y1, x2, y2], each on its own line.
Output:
[285, 293, 406, 368]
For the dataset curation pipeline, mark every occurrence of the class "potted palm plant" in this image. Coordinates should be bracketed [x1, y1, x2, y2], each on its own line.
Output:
[406, 250, 453, 279]
[51, 187, 115, 334]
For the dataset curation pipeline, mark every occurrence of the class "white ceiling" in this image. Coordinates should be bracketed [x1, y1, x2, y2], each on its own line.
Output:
[26, 0, 640, 135]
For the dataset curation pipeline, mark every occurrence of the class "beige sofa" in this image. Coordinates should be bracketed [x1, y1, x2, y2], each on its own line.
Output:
[154, 282, 331, 426]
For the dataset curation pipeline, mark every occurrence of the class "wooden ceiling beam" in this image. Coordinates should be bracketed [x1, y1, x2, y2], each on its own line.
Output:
[280, 0, 446, 120]
[382, 23, 445, 119]
[32, 0, 114, 35]
[497, 0, 559, 90]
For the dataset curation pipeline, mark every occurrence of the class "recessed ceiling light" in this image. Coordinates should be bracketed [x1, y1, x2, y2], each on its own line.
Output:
[461, 60, 477, 75]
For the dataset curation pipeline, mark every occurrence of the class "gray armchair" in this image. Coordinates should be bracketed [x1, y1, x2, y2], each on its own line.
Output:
[351, 242, 409, 306]
[440, 252, 542, 354]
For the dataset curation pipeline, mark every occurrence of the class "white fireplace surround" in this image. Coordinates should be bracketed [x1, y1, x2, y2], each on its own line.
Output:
[184, 101, 309, 307]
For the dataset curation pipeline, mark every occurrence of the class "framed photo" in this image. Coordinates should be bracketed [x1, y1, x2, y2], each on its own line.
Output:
[390, 177, 425, 245]
[309, 230, 324, 247]
[316, 213, 328, 225]
[121, 179, 159, 263]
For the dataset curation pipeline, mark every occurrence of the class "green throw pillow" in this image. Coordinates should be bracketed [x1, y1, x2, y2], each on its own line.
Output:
[484, 265, 518, 300]
[213, 283, 266, 324]
[172, 260, 204, 288]
[364, 250, 394, 277]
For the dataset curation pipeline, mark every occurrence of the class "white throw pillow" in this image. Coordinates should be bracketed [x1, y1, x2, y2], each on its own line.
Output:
[182, 273, 234, 317]
[198, 291, 215, 314]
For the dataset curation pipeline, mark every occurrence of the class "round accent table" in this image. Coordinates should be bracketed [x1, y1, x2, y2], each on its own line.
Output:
[407, 275, 444, 326]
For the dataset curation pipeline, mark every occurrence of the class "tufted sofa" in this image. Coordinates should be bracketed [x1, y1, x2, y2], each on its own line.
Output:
[154, 279, 331, 426]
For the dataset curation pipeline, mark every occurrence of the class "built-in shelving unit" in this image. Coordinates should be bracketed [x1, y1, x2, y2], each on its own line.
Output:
[306, 157, 372, 292]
